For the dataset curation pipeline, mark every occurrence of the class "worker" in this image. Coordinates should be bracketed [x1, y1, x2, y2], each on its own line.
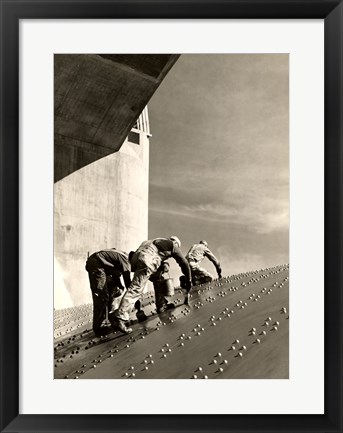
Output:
[150, 261, 176, 313]
[113, 236, 192, 334]
[134, 261, 175, 321]
[185, 240, 222, 286]
[85, 248, 131, 337]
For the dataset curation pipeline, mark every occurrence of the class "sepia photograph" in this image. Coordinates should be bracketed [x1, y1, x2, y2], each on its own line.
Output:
[54, 53, 289, 380]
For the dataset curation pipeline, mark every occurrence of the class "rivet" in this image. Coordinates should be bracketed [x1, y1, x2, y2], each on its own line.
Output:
[255, 339, 261, 344]
[203, 375, 208, 379]
[219, 368, 224, 373]
[192, 375, 198, 379]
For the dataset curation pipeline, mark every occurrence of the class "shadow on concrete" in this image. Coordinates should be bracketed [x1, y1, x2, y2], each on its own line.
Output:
[54, 54, 180, 182]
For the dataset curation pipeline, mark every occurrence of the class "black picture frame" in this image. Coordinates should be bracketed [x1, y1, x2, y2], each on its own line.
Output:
[0, 1, 342, 432]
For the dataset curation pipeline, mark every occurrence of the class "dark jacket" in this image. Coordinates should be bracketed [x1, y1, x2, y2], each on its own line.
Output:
[86, 248, 131, 288]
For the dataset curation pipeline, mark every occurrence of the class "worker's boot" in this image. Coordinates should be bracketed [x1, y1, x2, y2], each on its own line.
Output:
[157, 303, 176, 314]
[116, 318, 133, 334]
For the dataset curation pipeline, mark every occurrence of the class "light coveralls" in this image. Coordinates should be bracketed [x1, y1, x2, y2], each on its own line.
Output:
[115, 238, 191, 322]
[186, 243, 221, 285]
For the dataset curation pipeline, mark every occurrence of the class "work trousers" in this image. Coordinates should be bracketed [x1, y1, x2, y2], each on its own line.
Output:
[115, 249, 161, 322]
[87, 263, 123, 332]
[152, 281, 169, 313]
[189, 261, 213, 285]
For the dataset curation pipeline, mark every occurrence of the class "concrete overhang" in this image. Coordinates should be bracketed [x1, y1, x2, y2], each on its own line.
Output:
[54, 54, 180, 182]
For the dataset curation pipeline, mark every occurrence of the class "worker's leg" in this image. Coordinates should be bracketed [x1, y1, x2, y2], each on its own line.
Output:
[87, 268, 107, 333]
[115, 265, 155, 322]
[153, 282, 169, 313]
[107, 275, 124, 327]
[107, 275, 124, 311]
[191, 265, 213, 285]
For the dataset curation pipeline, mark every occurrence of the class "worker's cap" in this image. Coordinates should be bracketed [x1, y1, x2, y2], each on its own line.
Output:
[169, 235, 181, 248]
[199, 240, 208, 247]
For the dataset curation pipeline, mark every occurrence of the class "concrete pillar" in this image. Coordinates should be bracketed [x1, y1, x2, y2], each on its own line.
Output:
[54, 111, 150, 308]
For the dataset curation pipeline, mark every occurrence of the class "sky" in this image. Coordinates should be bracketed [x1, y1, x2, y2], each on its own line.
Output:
[148, 54, 289, 280]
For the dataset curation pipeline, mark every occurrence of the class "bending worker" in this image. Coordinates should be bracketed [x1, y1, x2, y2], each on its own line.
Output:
[85, 248, 131, 337]
[185, 240, 222, 285]
[135, 261, 175, 321]
[113, 236, 192, 334]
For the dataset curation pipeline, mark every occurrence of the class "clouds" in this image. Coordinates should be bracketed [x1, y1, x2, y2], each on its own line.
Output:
[216, 247, 289, 277]
[148, 54, 289, 272]
[150, 181, 288, 235]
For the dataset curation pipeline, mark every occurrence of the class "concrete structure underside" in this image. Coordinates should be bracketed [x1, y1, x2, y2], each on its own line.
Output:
[54, 55, 179, 308]
[54, 265, 289, 379]
[55, 54, 180, 182]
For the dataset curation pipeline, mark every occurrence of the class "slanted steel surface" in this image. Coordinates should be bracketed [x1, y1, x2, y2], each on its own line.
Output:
[54, 265, 289, 379]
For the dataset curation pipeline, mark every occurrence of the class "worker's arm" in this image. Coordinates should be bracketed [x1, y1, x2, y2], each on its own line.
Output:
[172, 247, 192, 290]
[122, 270, 132, 289]
[204, 248, 222, 277]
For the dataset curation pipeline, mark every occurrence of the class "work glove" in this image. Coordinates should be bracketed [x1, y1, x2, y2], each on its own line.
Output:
[185, 279, 192, 292]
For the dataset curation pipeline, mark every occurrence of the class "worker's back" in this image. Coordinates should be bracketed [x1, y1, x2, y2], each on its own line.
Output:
[186, 243, 208, 263]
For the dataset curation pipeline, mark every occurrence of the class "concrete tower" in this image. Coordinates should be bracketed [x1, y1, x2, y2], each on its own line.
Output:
[54, 108, 150, 309]
[54, 54, 180, 309]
